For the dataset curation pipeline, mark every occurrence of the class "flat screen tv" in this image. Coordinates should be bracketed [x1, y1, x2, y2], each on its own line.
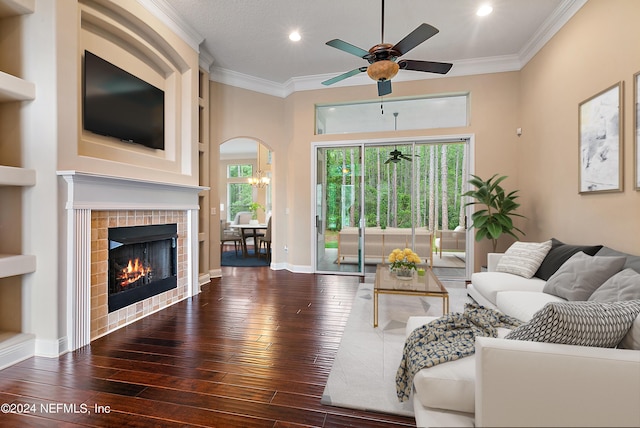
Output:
[83, 50, 165, 150]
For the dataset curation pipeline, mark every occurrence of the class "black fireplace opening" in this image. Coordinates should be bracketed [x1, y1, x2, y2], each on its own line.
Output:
[108, 223, 178, 313]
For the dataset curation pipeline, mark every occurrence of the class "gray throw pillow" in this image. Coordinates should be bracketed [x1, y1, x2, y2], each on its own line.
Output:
[596, 246, 640, 273]
[534, 238, 603, 280]
[505, 300, 640, 348]
[542, 252, 626, 301]
[589, 268, 640, 302]
[495, 240, 552, 278]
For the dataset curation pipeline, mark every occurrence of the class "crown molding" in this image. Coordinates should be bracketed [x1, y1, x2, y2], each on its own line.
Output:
[136, 0, 204, 52]
[519, 0, 588, 65]
[207, 0, 587, 98]
[211, 54, 522, 98]
[210, 67, 289, 98]
[199, 47, 214, 71]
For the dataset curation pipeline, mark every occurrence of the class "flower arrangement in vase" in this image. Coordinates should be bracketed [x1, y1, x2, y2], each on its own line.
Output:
[388, 248, 421, 280]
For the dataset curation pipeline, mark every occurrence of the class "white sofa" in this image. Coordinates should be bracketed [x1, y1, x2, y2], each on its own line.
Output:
[406, 244, 640, 427]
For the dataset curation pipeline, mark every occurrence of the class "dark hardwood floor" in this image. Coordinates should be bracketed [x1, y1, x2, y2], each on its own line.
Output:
[0, 266, 415, 427]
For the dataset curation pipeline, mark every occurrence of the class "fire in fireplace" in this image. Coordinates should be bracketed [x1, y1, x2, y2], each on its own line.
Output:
[108, 224, 178, 312]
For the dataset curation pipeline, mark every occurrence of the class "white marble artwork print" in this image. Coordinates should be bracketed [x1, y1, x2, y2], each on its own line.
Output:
[580, 84, 621, 193]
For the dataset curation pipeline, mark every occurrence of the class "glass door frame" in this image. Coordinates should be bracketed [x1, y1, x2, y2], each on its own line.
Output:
[311, 134, 475, 280]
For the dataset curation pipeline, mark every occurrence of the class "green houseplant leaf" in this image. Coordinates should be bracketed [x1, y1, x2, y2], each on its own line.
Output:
[463, 174, 525, 252]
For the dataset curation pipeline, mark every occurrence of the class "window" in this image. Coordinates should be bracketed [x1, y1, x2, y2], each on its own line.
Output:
[227, 183, 253, 221]
[316, 93, 469, 135]
[227, 164, 253, 178]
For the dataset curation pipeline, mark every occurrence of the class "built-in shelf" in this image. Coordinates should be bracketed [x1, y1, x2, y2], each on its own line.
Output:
[0, 71, 36, 102]
[0, 254, 36, 278]
[0, 0, 36, 371]
[0, 165, 35, 186]
[0, 332, 35, 371]
[0, 0, 34, 18]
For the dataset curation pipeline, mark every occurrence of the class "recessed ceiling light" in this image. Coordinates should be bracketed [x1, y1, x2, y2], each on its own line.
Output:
[289, 31, 301, 42]
[476, 4, 493, 16]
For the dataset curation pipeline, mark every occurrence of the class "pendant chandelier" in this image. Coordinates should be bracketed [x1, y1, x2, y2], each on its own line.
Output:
[248, 145, 270, 188]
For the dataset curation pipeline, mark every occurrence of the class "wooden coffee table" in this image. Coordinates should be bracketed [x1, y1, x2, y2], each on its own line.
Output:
[373, 264, 449, 327]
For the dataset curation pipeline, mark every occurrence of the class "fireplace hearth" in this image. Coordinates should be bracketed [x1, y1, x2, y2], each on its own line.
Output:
[108, 223, 178, 312]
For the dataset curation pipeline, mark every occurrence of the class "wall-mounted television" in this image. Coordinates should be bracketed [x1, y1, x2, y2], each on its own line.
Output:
[83, 50, 165, 150]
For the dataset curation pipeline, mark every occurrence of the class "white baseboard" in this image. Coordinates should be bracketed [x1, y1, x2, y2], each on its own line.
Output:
[198, 272, 211, 286]
[35, 336, 67, 357]
[0, 333, 35, 370]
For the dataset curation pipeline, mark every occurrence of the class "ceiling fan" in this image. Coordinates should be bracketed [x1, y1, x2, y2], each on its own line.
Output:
[385, 146, 415, 164]
[321, 0, 453, 96]
[384, 113, 417, 164]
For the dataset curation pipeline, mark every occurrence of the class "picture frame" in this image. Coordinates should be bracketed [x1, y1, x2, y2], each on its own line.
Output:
[635, 72, 640, 190]
[578, 82, 623, 194]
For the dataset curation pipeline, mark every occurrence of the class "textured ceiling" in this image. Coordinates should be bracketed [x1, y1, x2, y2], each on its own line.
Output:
[164, 0, 583, 91]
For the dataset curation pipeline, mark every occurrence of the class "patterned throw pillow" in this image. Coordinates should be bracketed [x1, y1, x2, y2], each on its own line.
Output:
[495, 240, 552, 278]
[505, 300, 640, 348]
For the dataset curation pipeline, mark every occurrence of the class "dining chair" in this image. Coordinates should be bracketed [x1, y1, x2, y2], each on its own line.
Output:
[220, 220, 243, 256]
[257, 217, 272, 261]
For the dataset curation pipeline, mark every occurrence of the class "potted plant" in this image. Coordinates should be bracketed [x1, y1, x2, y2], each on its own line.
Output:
[248, 202, 264, 225]
[463, 174, 525, 252]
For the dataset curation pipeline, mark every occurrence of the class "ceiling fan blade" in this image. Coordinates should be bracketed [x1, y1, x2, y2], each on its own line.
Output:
[384, 157, 392, 164]
[377, 79, 392, 96]
[321, 67, 367, 86]
[399, 59, 452, 74]
[392, 23, 439, 56]
[326, 39, 370, 58]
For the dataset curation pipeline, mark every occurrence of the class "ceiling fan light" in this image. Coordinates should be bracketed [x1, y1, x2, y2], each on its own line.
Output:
[367, 60, 399, 82]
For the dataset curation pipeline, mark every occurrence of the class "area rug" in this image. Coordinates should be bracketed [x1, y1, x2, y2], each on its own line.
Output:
[321, 280, 472, 417]
[221, 250, 269, 267]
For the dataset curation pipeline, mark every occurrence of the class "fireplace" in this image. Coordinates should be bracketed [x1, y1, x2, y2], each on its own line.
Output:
[108, 223, 178, 312]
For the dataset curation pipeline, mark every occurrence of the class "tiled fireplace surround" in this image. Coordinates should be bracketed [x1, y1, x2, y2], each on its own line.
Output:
[90, 210, 187, 340]
[60, 171, 203, 351]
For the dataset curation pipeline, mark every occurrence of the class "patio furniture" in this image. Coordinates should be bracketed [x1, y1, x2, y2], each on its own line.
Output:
[435, 226, 466, 257]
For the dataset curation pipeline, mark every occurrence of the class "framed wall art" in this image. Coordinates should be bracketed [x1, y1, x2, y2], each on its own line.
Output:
[578, 82, 623, 193]
[635, 72, 640, 190]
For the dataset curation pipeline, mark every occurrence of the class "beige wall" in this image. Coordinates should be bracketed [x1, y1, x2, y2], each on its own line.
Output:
[518, 0, 640, 255]
[209, 83, 285, 269]
[211, 73, 521, 270]
[210, 0, 640, 271]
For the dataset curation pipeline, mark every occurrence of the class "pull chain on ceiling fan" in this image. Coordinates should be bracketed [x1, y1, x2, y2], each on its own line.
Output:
[322, 0, 453, 97]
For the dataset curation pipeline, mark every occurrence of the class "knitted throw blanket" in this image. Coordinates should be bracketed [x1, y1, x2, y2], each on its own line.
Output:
[396, 303, 522, 402]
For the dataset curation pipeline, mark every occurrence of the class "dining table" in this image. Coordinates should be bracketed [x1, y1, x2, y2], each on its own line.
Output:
[230, 223, 268, 258]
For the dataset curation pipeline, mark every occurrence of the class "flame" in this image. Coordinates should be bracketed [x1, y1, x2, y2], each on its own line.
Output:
[117, 258, 151, 287]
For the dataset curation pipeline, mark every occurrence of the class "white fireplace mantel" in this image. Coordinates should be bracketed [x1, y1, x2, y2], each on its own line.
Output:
[58, 170, 207, 351]
[57, 170, 207, 210]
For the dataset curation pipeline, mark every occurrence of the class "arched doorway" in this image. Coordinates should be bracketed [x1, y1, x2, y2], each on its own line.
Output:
[219, 138, 272, 263]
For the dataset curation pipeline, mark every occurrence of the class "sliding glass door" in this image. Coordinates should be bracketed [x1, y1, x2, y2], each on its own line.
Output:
[315, 145, 364, 274]
[314, 139, 470, 279]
